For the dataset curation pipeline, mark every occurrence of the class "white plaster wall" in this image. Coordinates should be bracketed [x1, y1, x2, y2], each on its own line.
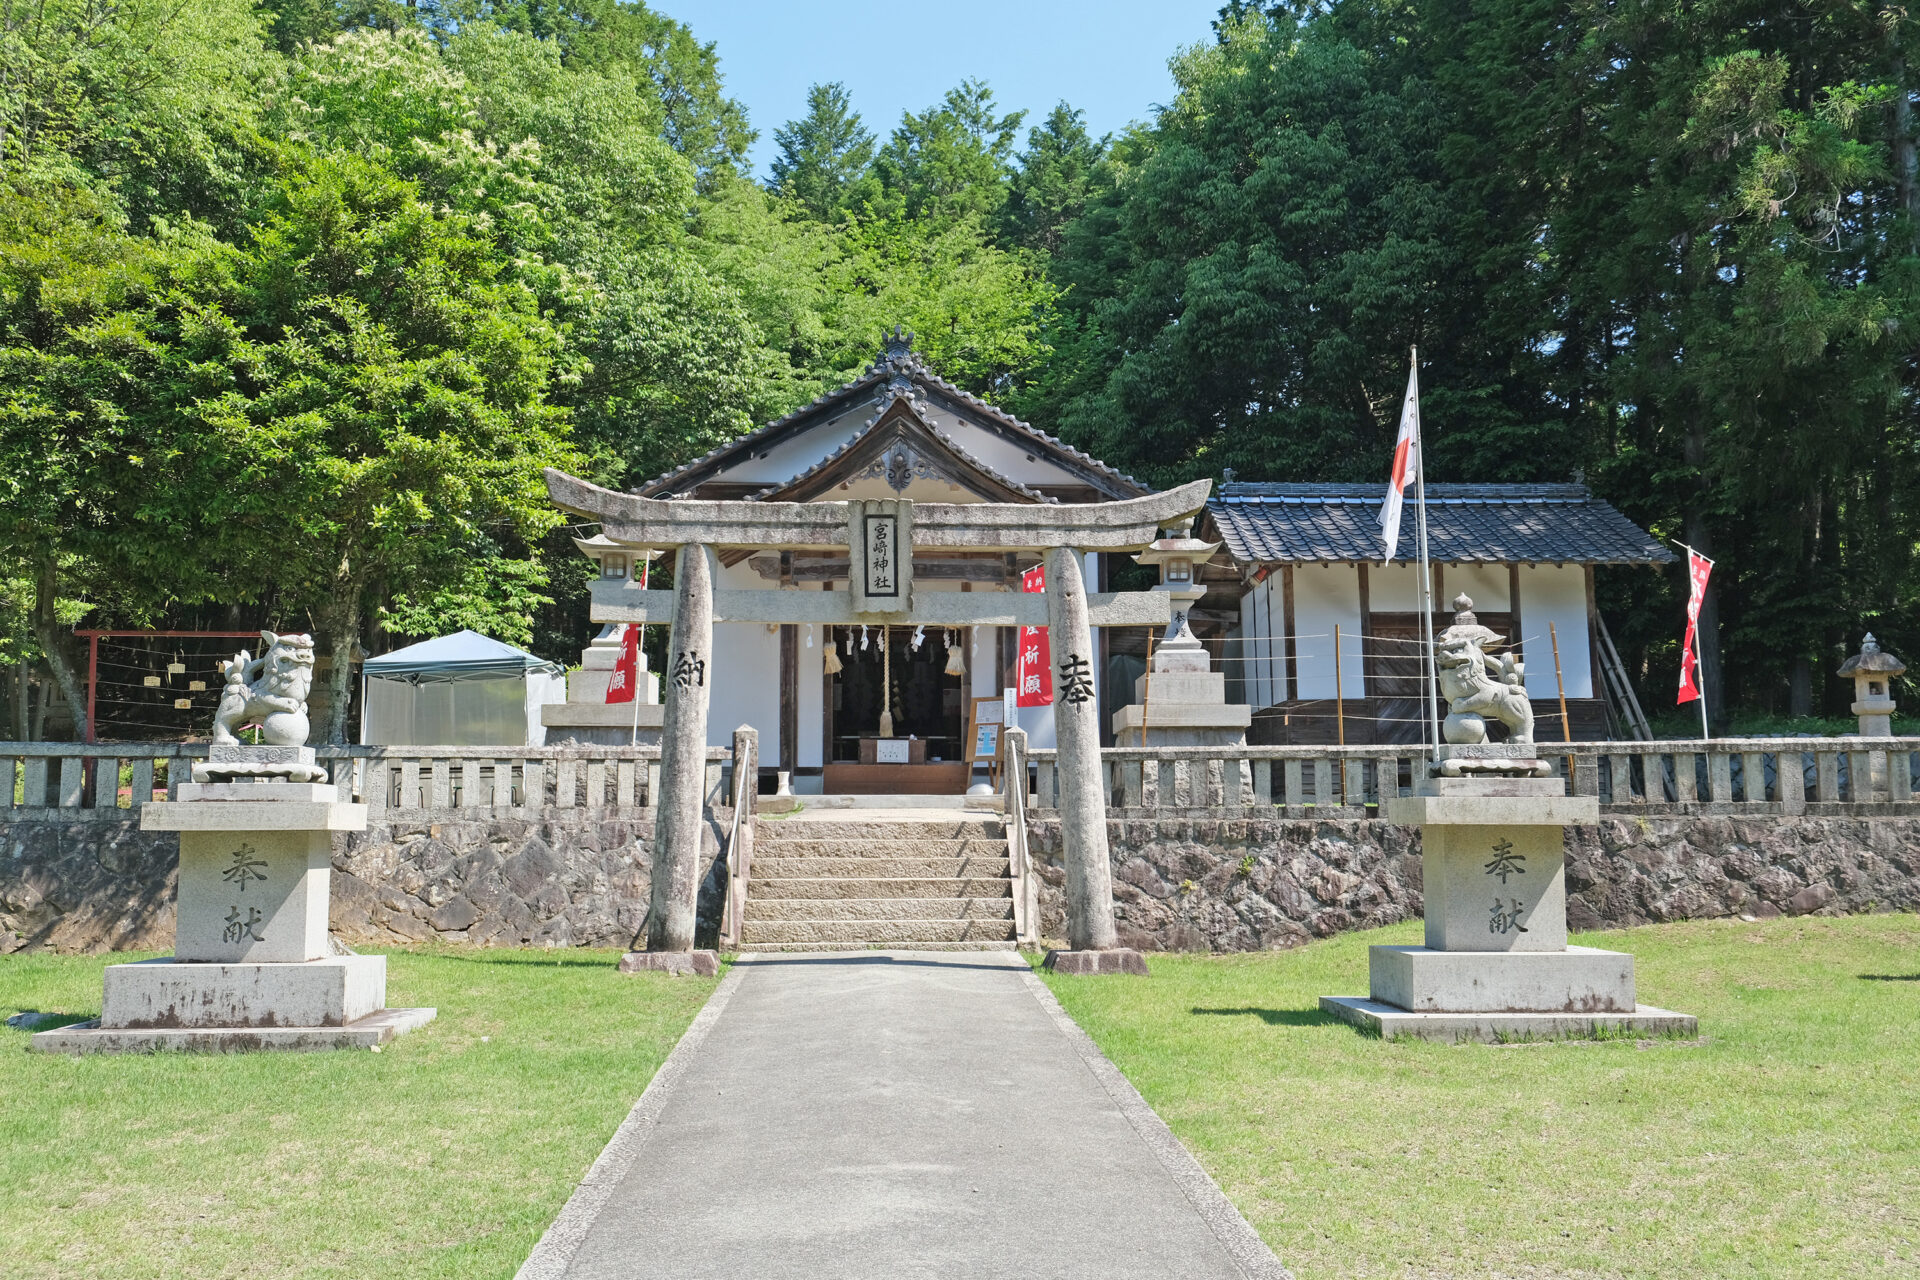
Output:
[932, 414, 1087, 488]
[1242, 575, 1283, 709]
[970, 623, 1000, 702]
[1515, 565, 1592, 697]
[797, 600, 824, 770]
[1445, 562, 1510, 612]
[1238, 588, 1261, 707]
[1293, 564, 1365, 698]
[698, 407, 867, 487]
[1370, 563, 1427, 612]
[1262, 575, 1285, 705]
[708, 560, 782, 751]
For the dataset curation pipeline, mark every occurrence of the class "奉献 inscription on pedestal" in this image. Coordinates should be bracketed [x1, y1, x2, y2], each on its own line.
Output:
[31, 642, 436, 1054]
[1319, 602, 1695, 1040]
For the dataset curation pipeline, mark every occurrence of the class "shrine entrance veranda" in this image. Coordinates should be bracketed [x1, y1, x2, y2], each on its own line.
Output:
[544, 467, 1211, 958]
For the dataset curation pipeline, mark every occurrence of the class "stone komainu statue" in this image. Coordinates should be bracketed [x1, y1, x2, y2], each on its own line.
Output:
[211, 631, 316, 746]
[1434, 595, 1534, 745]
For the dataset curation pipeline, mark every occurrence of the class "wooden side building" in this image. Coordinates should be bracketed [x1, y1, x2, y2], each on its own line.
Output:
[1199, 482, 1674, 745]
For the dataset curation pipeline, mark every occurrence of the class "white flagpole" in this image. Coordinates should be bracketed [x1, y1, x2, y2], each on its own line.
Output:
[631, 626, 642, 747]
[1411, 347, 1438, 757]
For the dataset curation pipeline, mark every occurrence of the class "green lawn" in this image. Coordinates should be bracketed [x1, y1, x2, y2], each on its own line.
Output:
[1042, 915, 1920, 1280]
[0, 948, 716, 1279]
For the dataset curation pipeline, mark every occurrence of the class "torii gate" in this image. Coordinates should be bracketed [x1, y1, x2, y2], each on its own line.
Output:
[546, 468, 1213, 969]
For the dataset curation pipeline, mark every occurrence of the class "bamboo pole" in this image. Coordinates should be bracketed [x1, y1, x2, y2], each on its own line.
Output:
[1334, 623, 1345, 747]
[1549, 622, 1574, 779]
[1139, 626, 1157, 746]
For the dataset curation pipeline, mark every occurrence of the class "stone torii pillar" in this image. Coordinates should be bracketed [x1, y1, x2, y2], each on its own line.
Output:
[621, 542, 719, 976]
[1041, 545, 1146, 975]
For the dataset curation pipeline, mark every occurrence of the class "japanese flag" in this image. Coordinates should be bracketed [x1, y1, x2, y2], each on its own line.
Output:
[1378, 360, 1421, 562]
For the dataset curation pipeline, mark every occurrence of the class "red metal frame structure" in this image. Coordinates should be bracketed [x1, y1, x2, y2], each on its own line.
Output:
[74, 630, 261, 743]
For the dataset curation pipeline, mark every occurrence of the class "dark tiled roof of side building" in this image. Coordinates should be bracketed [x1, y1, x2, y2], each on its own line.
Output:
[1206, 483, 1675, 565]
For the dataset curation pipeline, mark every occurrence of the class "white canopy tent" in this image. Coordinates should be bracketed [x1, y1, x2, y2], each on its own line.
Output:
[360, 630, 566, 746]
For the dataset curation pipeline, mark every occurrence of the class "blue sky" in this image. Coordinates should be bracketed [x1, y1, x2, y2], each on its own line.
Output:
[648, 1, 1227, 177]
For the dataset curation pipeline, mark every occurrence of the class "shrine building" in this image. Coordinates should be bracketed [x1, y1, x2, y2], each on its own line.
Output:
[556, 333, 1671, 792]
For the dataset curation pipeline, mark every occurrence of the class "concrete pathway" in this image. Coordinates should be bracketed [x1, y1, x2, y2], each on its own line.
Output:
[517, 951, 1289, 1280]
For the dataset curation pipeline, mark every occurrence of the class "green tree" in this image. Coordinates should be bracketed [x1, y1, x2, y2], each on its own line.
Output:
[869, 79, 1024, 224]
[162, 152, 583, 737]
[438, 0, 754, 176]
[0, 181, 201, 737]
[0, 0, 273, 232]
[1001, 102, 1106, 255]
[1414, 0, 1920, 720]
[1041, 15, 1543, 488]
[769, 81, 875, 221]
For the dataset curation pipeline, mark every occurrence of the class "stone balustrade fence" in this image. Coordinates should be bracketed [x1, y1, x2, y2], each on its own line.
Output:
[6, 736, 1920, 826]
[1023, 736, 1920, 818]
[0, 742, 736, 823]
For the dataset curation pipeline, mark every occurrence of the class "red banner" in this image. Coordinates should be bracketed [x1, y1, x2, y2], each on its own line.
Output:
[1016, 564, 1052, 707]
[605, 624, 640, 704]
[1677, 549, 1713, 705]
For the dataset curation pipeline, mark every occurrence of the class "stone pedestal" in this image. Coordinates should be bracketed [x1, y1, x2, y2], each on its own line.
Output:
[1042, 948, 1148, 976]
[618, 950, 719, 977]
[33, 768, 434, 1054]
[1111, 669, 1252, 748]
[543, 624, 664, 745]
[1320, 772, 1696, 1042]
[1112, 531, 1250, 750]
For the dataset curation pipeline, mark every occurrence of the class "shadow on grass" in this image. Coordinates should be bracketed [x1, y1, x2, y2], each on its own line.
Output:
[1190, 1006, 1339, 1028]
[1858, 973, 1920, 982]
[385, 948, 627, 970]
[5, 1011, 96, 1032]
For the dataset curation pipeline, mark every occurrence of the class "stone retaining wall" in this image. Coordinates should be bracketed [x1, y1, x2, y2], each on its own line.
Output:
[8, 811, 1919, 954]
[1, 813, 726, 954]
[1025, 814, 1920, 952]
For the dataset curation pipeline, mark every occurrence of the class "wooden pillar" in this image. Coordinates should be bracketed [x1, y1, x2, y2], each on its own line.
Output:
[779, 624, 798, 775]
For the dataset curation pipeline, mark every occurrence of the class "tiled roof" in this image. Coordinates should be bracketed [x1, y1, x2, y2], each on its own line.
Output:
[635, 330, 1147, 499]
[748, 393, 1055, 504]
[1207, 483, 1674, 565]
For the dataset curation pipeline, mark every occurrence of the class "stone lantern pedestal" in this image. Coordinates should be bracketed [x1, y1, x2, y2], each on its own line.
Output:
[1111, 524, 1249, 749]
[544, 536, 666, 745]
[1321, 753, 1696, 1042]
[32, 748, 436, 1054]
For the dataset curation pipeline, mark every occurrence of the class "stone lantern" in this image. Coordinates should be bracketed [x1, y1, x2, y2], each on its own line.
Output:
[1110, 520, 1250, 748]
[540, 534, 666, 744]
[1838, 633, 1905, 737]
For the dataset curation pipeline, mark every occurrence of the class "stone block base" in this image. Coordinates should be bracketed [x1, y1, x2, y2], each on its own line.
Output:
[617, 950, 720, 977]
[103, 955, 388, 1028]
[1369, 945, 1636, 1013]
[30, 1007, 436, 1054]
[1318, 997, 1696, 1043]
[1042, 948, 1149, 975]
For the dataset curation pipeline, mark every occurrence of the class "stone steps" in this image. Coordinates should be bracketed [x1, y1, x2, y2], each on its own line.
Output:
[741, 918, 1017, 945]
[749, 838, 1009, 858]
[744, 940, 1021, 953]
[750, 855, 1010, 879]
[742, 809, 1017, 950]
[750, 876, 1011, 901]
[745, 897, 1014, 923]
[757, 818, 1004, 842]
